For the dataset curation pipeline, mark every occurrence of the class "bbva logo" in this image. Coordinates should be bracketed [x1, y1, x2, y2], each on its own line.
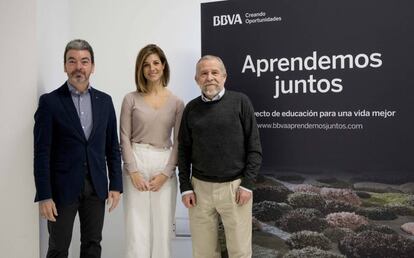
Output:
[213, 14, 242, 26]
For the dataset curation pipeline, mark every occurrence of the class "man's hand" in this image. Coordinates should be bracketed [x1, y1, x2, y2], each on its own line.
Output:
[107, 191, 121, 212]
[39, 199, 58, 222]
[182, 192, 197, 208]
[236, 187, 252, 205]
[149, 174, 168, 192]
[130, 171, 149, 191]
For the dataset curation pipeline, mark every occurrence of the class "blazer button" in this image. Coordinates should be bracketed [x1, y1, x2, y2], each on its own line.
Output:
[83, 162, 87, 167]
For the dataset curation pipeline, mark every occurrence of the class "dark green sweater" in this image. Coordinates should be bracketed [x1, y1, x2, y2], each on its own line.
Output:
[178, 90, 262, 193]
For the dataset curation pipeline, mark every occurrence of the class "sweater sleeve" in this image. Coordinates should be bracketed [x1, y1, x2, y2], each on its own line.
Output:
[161, 98, 185, 177]
[178, 103, 194, 193]
[120, 94, 138, 174]
[239, 94, 262, 190]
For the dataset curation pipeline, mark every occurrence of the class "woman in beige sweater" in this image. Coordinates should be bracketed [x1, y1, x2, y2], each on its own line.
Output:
[120, 44, 184, 258]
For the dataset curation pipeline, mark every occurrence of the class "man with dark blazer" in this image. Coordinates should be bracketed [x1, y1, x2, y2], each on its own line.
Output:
[34, 39, 122, 258]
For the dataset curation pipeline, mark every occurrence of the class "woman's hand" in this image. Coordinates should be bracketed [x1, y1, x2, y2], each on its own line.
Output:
[149, 174, 168, 191]
[130, 172, 150, 191]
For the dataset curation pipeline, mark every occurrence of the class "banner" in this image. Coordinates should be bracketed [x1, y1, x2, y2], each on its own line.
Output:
[202, 0, 414, 257]
[201, 0, 414, 176]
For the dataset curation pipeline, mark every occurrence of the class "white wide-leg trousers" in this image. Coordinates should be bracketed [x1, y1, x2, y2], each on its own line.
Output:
[124, 143, 177, 258]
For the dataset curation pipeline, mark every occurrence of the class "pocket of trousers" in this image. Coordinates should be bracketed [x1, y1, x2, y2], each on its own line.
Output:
[230, 179, 242, 198]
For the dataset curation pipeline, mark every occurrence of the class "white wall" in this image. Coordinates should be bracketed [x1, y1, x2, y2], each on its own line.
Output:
[0, 0, 39, 257]
[35, 0, 222, 257]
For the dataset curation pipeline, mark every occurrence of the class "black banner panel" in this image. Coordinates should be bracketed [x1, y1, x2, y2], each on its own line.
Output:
[201, 0, 414, 177]
[202, 1, 414, 256]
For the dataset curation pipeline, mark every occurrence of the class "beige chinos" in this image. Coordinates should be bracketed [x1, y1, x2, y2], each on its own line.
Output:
[189, 177, 252, 258]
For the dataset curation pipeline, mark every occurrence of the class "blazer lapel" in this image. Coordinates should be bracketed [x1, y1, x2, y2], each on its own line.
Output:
[58, 84, 86, 141]
[88, 88, 100, 141]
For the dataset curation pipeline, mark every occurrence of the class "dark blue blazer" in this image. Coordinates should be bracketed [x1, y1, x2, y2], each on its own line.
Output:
[34, 83, 122, 206]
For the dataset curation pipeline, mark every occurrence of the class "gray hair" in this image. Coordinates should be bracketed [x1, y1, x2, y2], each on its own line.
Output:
[195, 55, 227, 76]
[64, 39, 94, 64]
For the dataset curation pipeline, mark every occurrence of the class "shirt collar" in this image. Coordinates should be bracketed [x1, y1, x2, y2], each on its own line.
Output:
[67, 81, 91, 95]
[201, 88, 225, 102]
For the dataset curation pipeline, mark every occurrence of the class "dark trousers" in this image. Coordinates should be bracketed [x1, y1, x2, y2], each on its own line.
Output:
[46, 176, 105, 258]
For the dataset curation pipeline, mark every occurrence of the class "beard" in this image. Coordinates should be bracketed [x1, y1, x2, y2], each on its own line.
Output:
[71, 70, 88, 83]
[202, 84, 222, 99]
